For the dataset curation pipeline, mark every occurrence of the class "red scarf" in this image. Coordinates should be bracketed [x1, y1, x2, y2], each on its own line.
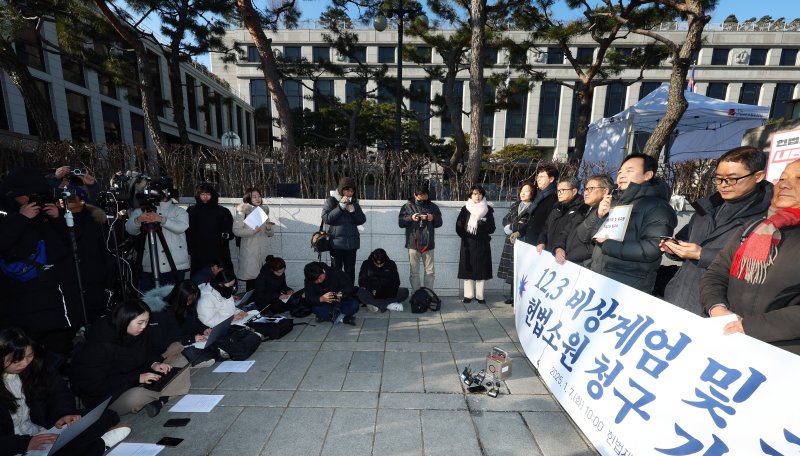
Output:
[730, 207, 800, 284]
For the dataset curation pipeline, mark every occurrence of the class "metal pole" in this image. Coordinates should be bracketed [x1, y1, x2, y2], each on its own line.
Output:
[395, 0, 404, 154]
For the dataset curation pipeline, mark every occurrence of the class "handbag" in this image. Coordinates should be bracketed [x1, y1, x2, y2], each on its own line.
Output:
[214, 327, 261, 360]
[246, 316, 294, 340]
[311, 220, 331, 253]
[0, 240, 47, 282]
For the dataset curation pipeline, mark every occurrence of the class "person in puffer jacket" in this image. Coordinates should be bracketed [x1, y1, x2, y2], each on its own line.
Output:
[321, 177, 366, 287]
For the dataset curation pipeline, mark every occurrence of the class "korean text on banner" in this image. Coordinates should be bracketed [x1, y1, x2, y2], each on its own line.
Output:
[513, 241, 800, 456]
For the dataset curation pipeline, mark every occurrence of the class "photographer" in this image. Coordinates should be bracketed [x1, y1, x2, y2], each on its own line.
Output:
[398, 185, 442, 292]
[47, 166, 99, 203]
[125, 178, 190, 292]
[303, 262, 358, 325]
[0, 168, 83, 355]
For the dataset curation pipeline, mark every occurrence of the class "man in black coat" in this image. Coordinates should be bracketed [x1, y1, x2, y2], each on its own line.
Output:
[536, 176, 588, 262]
[566, 174, 613, 266]
[356, 249, 409, 312]
[303, 262, 359, 325]
[521, 165, 558, 245]
[398, 185, 442, 292]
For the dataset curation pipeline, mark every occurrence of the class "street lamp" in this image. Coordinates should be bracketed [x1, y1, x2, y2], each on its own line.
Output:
[373, 0, 426, 153]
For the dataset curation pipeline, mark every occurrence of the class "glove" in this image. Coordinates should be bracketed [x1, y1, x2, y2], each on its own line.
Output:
[509, 232, 520, 244]
[503, 224, 512, 235]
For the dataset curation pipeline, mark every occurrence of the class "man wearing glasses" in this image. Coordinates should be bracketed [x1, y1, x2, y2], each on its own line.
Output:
[564, 174, 615, 266]
[661, 146, 772, 314]
[536, 176, 588, 263]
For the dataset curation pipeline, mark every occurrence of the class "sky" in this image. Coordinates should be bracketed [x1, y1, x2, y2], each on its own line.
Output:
[137, 0, 798, 68]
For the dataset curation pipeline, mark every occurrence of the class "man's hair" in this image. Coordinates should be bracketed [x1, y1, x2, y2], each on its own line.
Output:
[304, 262, 326, 282]
[717, 146, 766, 173]
[194, 182, 216, 198]
[213, 268, 237, 286]
[538, 164, 560, 180]
[586, 174, 615, 190]
[621, 153, 658, 175]
[413, 185, 429, 196]
[370, 248, 389, 264]
[558, 176, 581, 189]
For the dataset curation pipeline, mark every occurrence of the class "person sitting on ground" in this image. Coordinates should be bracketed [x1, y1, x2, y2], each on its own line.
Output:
[69, 300, 190, 418]
[701, 159, 800, 354]
[303, 262, 359, 325]
[197, 269, 248, 327]
[190, 257, 226, 286]
[357, 248, 409, 312]
[143, 280, 214, 368]
[661, 146, 772, 315]
[0, 327, 130, 455]
[537, 176, 588, 259]
[253, 256, 299, 315]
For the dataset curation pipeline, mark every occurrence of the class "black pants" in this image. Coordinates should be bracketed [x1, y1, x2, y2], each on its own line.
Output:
[245, 279, 256, 292]
[330, 248, 357, 287]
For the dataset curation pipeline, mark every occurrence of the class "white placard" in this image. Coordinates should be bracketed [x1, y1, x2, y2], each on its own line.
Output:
[213, 360, 256, 373]
[243, 206, 269, 230]
[168, 394, 224, 413]
[593, 204, 632, 241]
[513, 241, 800, 456]
[766, 128, 800, 184]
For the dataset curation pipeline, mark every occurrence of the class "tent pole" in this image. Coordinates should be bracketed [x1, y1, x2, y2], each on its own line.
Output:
[625, 112, 636, 159]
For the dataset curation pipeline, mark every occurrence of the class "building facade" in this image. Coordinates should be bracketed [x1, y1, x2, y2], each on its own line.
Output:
[0, 20, 256, 151]
[212, 22, 800, 160]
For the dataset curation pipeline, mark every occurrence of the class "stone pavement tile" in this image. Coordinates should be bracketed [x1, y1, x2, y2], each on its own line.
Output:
[421, 410, 482, 456]
[260, 407, 334, 456]
[381, 351, 424, 392]
[357, 328, 387, 343]
[320, 341, 385, 352]
[472, 411, 543, 456]
[373, 408, 422, 456]
[521, 411, 596, 456]
[443, 318, 485, 342]
[362, 317, 390, 330]
[260, 340, 322, 352]
[299, 350, 353, 391]
[295, 322, 332, 341]
[387, 319, 421, 342]
[419, 322, 449, 343]
[342, 372, 382, 392]
[261, 350, 316, 390]
[451, 341, 520, 355]
[217, 351, 285, 390]
[420, 351, 462, 393]
[386, 341, 451, 353]
[472, 316, 515, 343]
[467, 394, 562, 412]
[188, 366, 226, 390]
[349, 351, 384, 372]
[324, 321, 363, 342]
[210, 407, 282, 455]
[504, 363, 549, 395]
[494, 316, 520, 343]
[218, 390, 292, 407]
[321, 408, 377, 456]
[379, 392, 467, 411]
[290, 391, 379, 408]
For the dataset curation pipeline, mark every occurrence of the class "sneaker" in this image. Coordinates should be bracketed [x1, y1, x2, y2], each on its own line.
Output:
[462, 298, 472, 303]
[101, 426, 131, 449]
[366, 304, 380, 313]
[386, 303, 404, 312]
[143, 399, 162, 418]
[192, 358, 215, 369]
[334, 313, 345, 325]
[477, 299, 487, 305]
[504, 298, 514, 305]
[343, 315, 356, 326]
[218, 349, 231, 360]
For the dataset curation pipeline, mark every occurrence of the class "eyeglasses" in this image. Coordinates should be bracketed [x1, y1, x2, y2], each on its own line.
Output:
[713, 171, 757, 186]
[556, 188, 575, 194]
[584, 186, 608, 193]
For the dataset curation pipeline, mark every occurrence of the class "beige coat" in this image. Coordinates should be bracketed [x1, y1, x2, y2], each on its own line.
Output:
[232, 203, 273, 280]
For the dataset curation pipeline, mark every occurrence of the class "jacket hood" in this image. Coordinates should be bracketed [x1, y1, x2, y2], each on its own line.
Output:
[84, 204, 108, 225]
[337, 176, 357, 195]
[617, 177, 671, 204]
[194, 185, 220, 206]
[236, 202, 268, 216]
[141, 285, 174, 312]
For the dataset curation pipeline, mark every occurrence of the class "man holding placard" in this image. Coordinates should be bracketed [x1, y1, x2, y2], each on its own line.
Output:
[584, 153, 677, 293]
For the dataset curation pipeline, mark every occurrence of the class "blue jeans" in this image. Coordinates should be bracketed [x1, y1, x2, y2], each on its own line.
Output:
[313, 297, 359, 321]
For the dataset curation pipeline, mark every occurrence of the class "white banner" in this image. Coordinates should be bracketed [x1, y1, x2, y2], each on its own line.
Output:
[766, 128, 800, 184]
[514, 242, 800, 455]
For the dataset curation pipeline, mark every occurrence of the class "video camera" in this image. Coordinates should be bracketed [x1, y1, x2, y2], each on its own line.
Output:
[135, 175, 173, 213]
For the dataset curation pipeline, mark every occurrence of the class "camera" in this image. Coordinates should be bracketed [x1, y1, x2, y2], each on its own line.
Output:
[414, 211, 428, 227]
[27, 192, 55, 208]
[331, 291, 344, 303]
[69, 168, 86, 177]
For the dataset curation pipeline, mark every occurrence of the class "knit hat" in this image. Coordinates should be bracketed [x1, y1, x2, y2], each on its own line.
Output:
[0, 168, 50, 198]
[338, 177, 357, 195]
[64, 185, 89, 201]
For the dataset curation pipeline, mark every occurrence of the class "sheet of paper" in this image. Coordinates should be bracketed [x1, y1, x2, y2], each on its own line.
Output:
[243, 206, 269, 230]
[168, 394, 224, 413]
[231, 309, 259, 326]
[106, 443, 165, 456]
[593, 204, 633, 241]
[705, 313, 739, 335]
[213, 360, 255, 373]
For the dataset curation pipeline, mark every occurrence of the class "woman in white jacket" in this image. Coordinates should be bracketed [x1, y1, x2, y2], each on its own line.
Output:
[232, 188, 274, 291]
[197, 269, 247, 327]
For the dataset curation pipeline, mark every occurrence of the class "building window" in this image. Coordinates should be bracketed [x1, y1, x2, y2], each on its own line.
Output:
[147, 52, 164, 117]
[615, 47, 633, 57]
[25, 79, 52, 137]
[706, 82, 727, 100]
[749, 48, 768, 66]
[604, 82, 626, 117]
[711, 48, 730, 65]
[639, 81, 661, 99]
[98, 73, 116, 99]
[348, 46, 366, 63]
[246, 45, 260, 62]
[377, 84, 394, 104]
[15, 27, 45, 71]
[780, 49, 798, 66]
[410, 80, 431, 136]
[245, 111, 252, 146]
[313, 80, 334, 111]
[122, 50, 141, 107]
[569, 83, 582, 139]
[506, 89, 528, 138]
[284, 80, 302, 110]
[483, 84, 495, 139]
[546, 47, 564, 64]
[484, 47, 498, 66]
[378, 46, 395, 64]
[537, 82, 560, 138]
[576, 47, 594, 65]
[283, 46, 301, 62]
[61, 57, 85, 86]
[739, 82, 761, 105]
[186, 75, 198, 130]
[0, 81, 8, 130]
[201, 85, 212, 135]
[66, 90, 92, 143]
[236, 106, 243, 140]
[440, 81, 464, 138]
[312, 46, 330, 63]
[250, 79, 269, 109]
[130, 113, 146, 148]
[345, 80, 366, 103]
[771, 83, 796, 119]
[101, 102, 121, 143]
[509, 48, 527, 65]
[415, 46, 432, 63]
[215, 99, 223, 138]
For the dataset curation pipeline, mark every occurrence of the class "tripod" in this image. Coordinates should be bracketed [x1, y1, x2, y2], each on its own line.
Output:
[65, 209, 90, 327]
[134, 216, 179, 290]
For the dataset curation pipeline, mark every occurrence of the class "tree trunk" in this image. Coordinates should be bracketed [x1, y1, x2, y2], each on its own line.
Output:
[167, 8, 191, 145]
[445, 51, 468, 170]
[642, 1, 709, 158]
[94, 0, 168, 171]
[0, 42, 60, 141]
[570, 85, 593, 163]
[235, 0, 297, 172]
[466, 0, 486, 190]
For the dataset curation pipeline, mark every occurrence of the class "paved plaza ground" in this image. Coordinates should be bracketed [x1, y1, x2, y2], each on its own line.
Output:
[120, 295, 598, 456]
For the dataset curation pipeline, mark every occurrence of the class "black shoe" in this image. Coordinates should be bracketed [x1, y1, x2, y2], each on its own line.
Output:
[144, 399, 162, 418]
[477, 299, 487, 305]
[343, 315, 356, 326]
[462, 298, 472, 303]
[316, 315, 334, 324]
[504, 298, 514, 304]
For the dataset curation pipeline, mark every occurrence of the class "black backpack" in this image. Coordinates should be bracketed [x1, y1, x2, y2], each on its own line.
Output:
[410, 287, 441, 313]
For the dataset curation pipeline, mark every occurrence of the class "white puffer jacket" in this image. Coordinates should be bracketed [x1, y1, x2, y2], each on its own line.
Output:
[125, 200, 191, 273]
[232, 203, 273, 280]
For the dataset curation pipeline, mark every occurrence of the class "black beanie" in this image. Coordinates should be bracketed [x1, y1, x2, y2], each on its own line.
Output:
[337, 176, 356, 195]
[0, 168, 50, 198]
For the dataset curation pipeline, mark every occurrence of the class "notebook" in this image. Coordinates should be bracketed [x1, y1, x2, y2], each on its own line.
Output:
[27, 397, 112, 456]
[143, 365, 189, 392]
[193, 315, 234, 349]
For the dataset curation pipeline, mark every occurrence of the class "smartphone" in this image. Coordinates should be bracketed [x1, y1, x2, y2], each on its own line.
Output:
[163, 418, 190, 427]
[156, 437, 184, 447]
[659, 236, 679, 243]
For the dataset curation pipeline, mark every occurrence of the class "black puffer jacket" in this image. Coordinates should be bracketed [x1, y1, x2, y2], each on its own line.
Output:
[398, 199, 443, 251]
[664, 181, 772, 314]
[143, 286, 207, 357]
[563, 204, 597, 265]
[303, 263, 352, 305]
[586, 178, 677, 293]
[186, 190, 233, 272]
[254, 265, 292, 307]
[538, 196, 589, 253]
[321, 195, 367, 251]
[358, 255, 401, 299]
